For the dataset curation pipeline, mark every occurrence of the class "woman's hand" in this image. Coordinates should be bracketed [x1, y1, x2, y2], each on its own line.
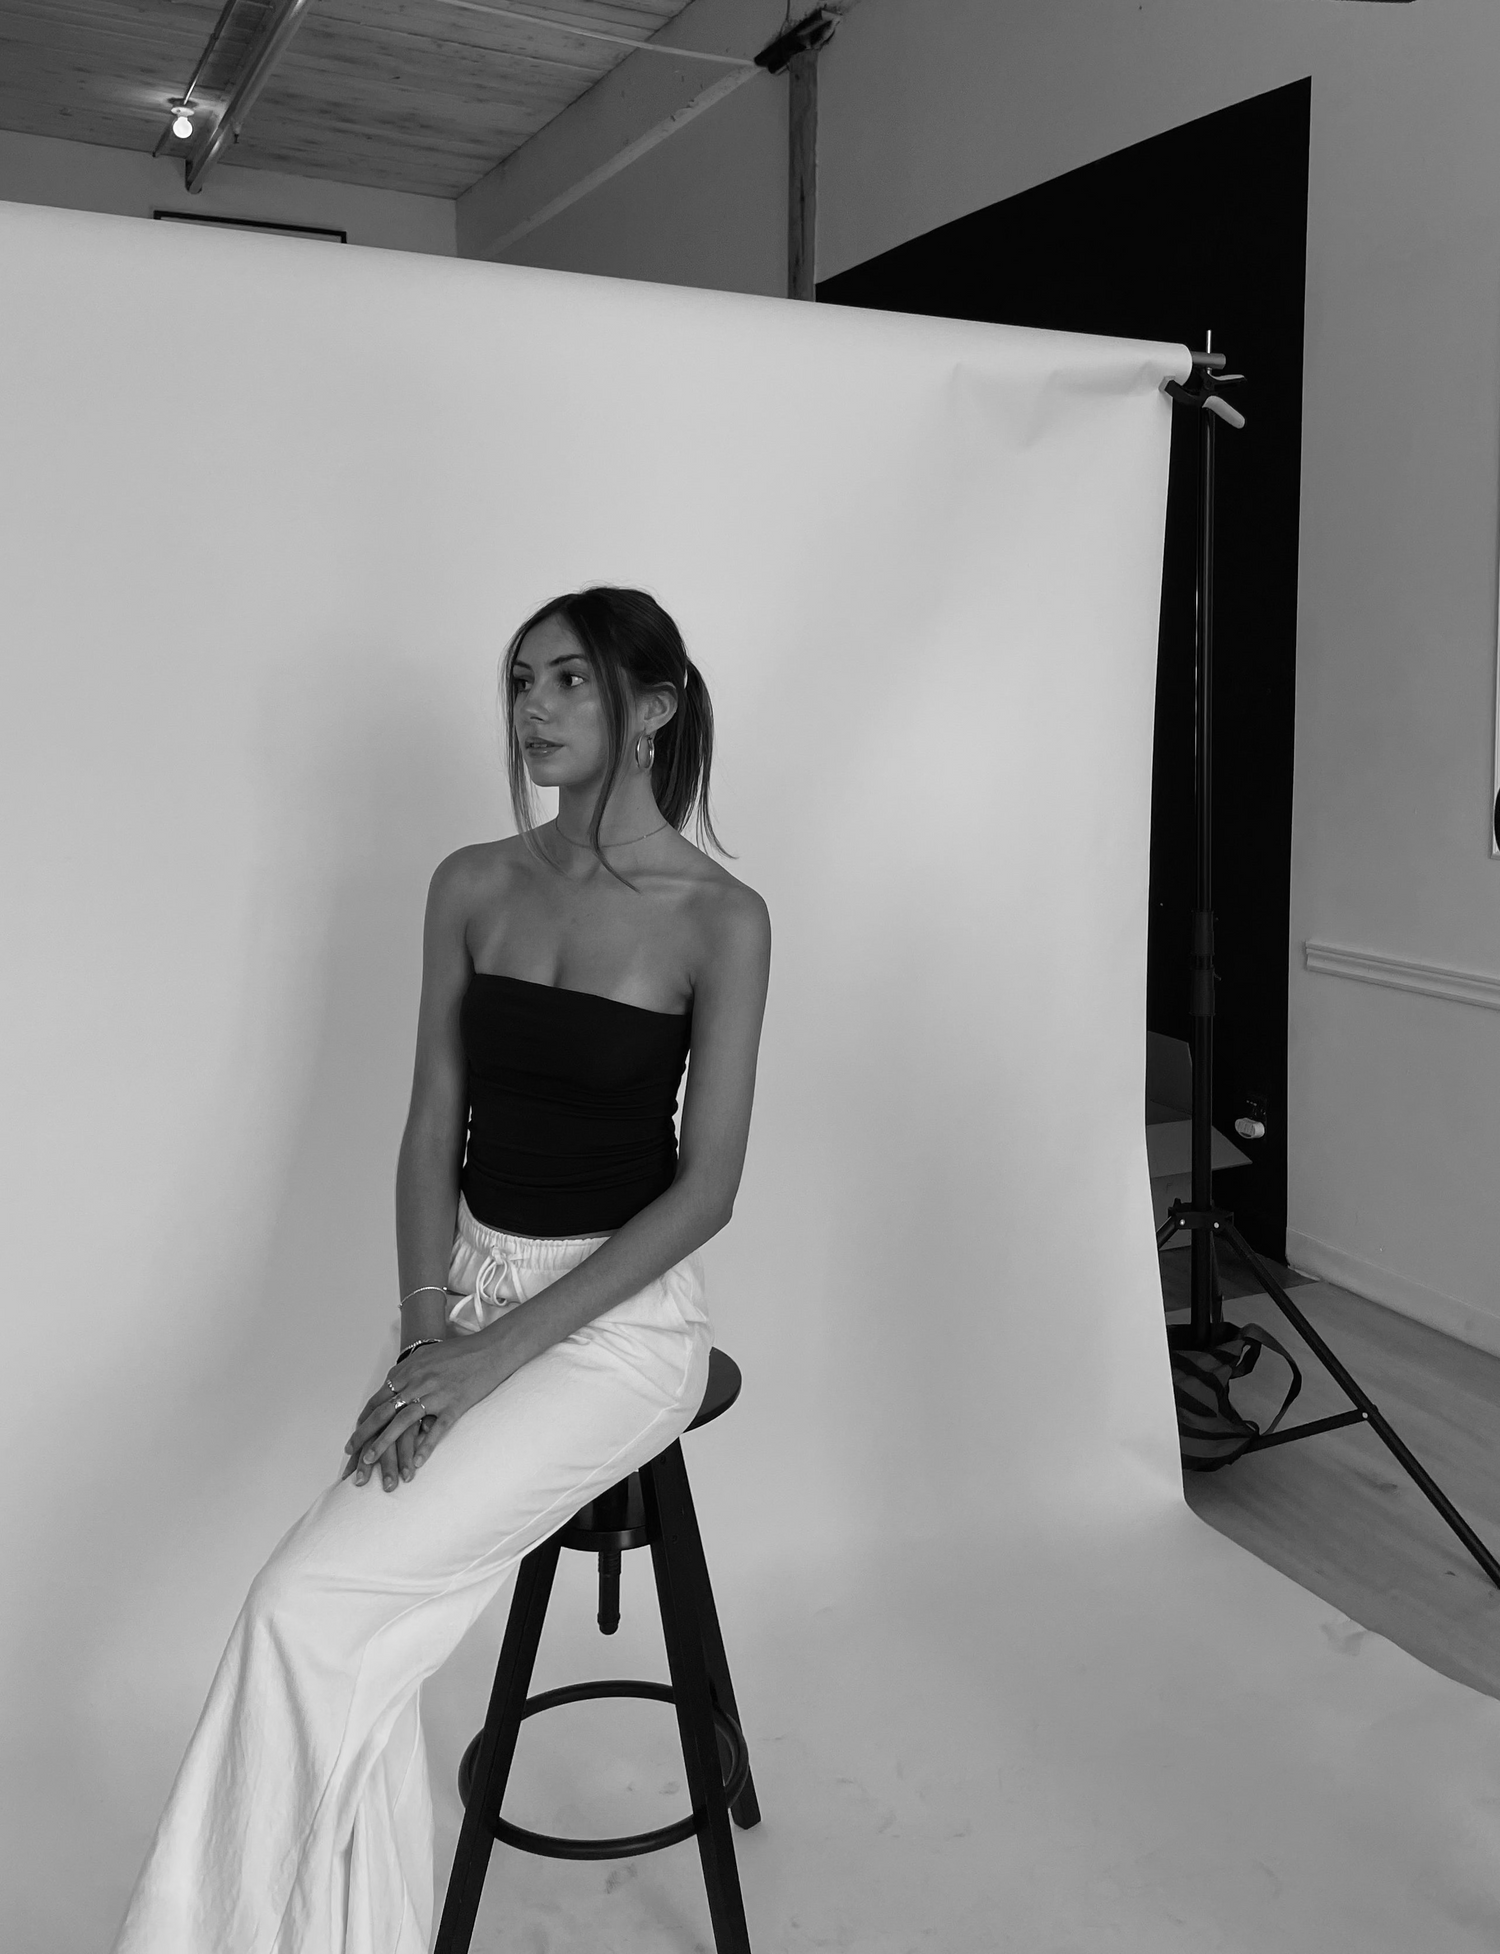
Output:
[341, 1391, 425, 1490]
[341, 1325, 520, 1489]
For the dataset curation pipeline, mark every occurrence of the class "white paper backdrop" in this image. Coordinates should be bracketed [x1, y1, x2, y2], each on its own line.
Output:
[4, 201, 1498, 1953]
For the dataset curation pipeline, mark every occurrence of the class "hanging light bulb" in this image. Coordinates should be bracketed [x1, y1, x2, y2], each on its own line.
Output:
[171, 101, 194, 141]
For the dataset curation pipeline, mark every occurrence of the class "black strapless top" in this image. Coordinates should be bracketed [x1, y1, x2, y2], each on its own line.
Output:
[459, 970, 693, 1237]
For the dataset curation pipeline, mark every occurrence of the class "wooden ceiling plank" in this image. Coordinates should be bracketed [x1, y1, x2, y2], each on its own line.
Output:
[0, 37, 187, 117]
[0, 0, 691, 70]
[313, 0, 623, 68]
[0, 95, 149, 152]
[228, 128, 492, 196]
[241, 92, 543, 158]
[306, 5, 614, 60]
[231, 156, 476, 196]
[0, 0, 714, 198]
[0, 0, 265, 102]
[235, 116, 513, 169]
[284, 19, 602, 99]
[0, 13, 215, 65]
[246, 94, 539, 149]
[415, 0, 687, 68]
[267, 0, 690, 86]
[0, 0, 221, 36]
[293, 16, 604, 78]
[0, 4, 260, 152]
[239, 106, 562, 161]
[320, 0, 687, 37]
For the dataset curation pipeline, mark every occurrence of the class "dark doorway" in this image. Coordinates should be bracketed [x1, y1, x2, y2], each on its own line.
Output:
[818, 77, 1311, 1264]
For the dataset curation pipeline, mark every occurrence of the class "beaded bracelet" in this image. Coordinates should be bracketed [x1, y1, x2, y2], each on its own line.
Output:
[401, 1283, 447, 1306]
[398, 1336, 442, 1363]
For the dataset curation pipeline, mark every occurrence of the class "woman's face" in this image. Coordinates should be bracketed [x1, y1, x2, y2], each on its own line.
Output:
[511, 617, 601, 774]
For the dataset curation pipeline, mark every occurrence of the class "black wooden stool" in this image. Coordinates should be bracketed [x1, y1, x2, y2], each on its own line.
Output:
[434, 1345, 760, 1954]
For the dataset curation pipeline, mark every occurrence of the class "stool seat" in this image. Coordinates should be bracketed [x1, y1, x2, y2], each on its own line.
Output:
[687, 1345, 741, 1432]
[560, 1348, 741, 1556]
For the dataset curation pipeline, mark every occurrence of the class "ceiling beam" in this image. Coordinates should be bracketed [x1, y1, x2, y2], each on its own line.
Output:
[153, 0, 242, 161]
[787, 48, 816, 300]
[456, 0, 856, 262]
[184, 0, 319, 195]
[771, 10, 844, 301]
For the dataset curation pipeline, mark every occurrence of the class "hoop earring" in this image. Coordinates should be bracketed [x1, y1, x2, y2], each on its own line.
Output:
[635, 731, 655, 771]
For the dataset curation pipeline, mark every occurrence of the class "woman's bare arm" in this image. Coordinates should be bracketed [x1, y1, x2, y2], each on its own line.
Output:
[395, 848, 475, 1350]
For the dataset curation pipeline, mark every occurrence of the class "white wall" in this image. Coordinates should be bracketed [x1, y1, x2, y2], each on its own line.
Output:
[490, 60, 785, 296]
[491, 0, 1500, 1355]
[0, 127, 456, 255]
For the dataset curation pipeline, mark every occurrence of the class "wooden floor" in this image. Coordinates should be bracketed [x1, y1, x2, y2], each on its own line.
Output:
[1160, 1247, 1500, 1702]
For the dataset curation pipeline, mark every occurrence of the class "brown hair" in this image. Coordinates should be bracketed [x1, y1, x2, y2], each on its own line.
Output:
[499, 585, 734, 892]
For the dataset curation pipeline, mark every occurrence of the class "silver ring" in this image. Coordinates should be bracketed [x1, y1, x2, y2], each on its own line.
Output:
[385, 1376, 400, 1397]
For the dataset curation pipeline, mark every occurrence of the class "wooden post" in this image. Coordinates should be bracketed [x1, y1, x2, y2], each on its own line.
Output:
[787, 46, 818, 300]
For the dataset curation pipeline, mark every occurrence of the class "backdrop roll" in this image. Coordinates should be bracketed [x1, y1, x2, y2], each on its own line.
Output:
[4, 201, 1498, 1954]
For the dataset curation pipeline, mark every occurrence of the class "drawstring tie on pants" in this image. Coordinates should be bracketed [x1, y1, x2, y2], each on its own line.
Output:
[445, 1246, 522, 1335]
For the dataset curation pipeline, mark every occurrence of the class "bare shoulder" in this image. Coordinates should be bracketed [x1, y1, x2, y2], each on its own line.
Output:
[696, 859, 770, 933]
[688, 854, 771, 983]
[430, 838, 506, 903]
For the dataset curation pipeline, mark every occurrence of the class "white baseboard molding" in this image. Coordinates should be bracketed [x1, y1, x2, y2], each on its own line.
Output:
[1284, 1227, 1500, 1361]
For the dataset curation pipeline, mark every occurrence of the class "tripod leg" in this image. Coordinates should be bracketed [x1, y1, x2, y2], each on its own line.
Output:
[434, 1533, 562, 1954]
[1219, 1221, 1500, 1590]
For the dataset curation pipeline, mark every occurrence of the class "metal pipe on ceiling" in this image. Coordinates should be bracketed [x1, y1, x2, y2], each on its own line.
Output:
[153, 0, 245, 159]
[185, 0, 319, 194]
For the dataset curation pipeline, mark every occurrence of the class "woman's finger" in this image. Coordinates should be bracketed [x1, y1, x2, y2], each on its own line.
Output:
[411, 1409, 453, 1470]
[344, 1393, 394, 1456]
[395, 1421, 417, 1484]
[352, 1405, 423, 1483]
[358, 1409, 415, 1471]
[354, 1376, 408, 1427]
[376, 1426, 404, 1492]
[345, 1413, 390, 1468]
[347, 1393, 423, 1461]
[342, 1406, 397, 1477]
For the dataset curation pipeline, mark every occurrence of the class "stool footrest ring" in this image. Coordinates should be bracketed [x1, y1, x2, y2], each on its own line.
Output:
[457, 1678, 750, 1862]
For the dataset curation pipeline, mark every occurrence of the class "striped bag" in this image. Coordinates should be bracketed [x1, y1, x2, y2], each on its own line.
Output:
[1168, 1322, 1303, 1472]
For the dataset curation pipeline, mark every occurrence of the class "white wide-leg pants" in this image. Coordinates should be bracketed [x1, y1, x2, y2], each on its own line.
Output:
[109, 1192, 715, 1954]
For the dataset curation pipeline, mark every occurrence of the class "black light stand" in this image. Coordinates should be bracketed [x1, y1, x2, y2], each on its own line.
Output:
[1157, 346, 1500, 1589]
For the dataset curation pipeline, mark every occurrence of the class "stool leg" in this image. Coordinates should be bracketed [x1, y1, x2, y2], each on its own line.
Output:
[434, 1532, 562, 1954]
[655, 1444, 761, 1830]
[643, 1446, 754, 1954]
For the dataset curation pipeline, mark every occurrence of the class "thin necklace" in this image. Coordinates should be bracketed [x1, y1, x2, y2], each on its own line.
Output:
[553, 818, 671, 848]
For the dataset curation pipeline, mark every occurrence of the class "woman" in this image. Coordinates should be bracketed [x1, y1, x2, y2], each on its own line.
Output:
[109, 585, 773, 1953]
